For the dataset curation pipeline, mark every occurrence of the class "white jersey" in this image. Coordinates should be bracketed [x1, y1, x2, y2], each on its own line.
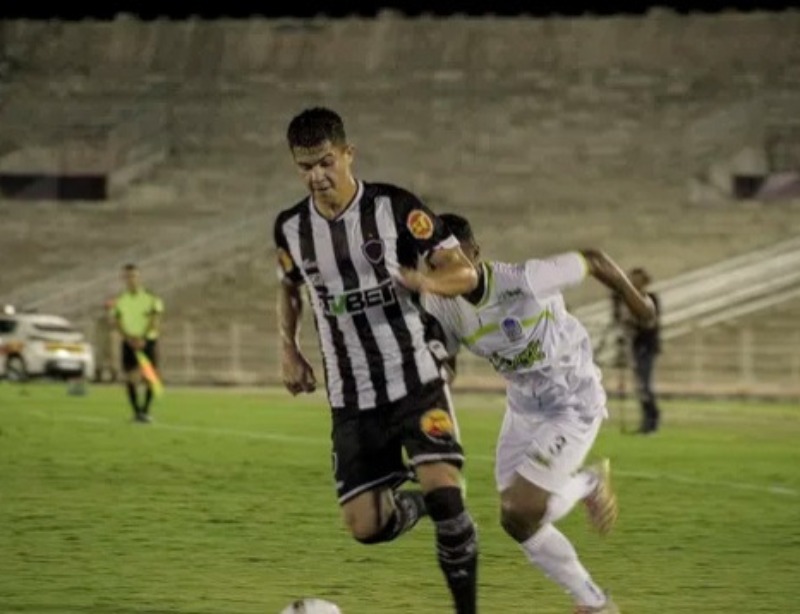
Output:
[423, 253, 606, 417]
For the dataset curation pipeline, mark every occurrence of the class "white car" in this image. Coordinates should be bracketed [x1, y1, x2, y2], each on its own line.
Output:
[0, 312, 95, 381]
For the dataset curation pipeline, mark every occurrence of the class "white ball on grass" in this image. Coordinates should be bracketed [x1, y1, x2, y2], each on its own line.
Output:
[280, 598, 342, 614]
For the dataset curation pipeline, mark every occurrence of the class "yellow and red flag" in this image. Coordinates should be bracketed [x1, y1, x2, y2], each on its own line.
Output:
[136, 351, 164, 398]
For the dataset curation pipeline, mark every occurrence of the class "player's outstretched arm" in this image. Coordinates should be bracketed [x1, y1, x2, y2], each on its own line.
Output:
[581, 249, 657, 328]
[400, 246, 478, 297]
[277, 282, 317, 395]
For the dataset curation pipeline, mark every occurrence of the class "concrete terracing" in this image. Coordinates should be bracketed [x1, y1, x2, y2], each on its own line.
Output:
[2, 13, 799, 390]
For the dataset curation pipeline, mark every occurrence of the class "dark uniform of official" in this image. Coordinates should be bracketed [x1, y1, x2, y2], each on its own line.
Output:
[630, 292, 661, 433]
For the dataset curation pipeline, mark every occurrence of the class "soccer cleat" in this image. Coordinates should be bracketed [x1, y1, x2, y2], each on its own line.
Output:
[574, 596, 620, 613]
[582, 458, 618, 536]
[396, 490, 428, 527]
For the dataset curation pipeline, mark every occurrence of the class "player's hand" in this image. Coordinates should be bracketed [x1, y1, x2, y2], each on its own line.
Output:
[396, 267, 429, 294]
[281, 345, 317, 396]
[127, 337, 145, 350]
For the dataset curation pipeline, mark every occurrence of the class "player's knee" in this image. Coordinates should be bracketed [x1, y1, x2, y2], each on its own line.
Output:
[415, 461, 462, 493]
[424, 485, 466, 521]
[342, 510, 381, 542]
[341, 499, 387, 543]
[351, 518, 398, 545]
[500, 495, 545, 542]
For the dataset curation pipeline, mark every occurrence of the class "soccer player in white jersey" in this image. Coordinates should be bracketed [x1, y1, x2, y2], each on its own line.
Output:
[420, 214, 656, 614]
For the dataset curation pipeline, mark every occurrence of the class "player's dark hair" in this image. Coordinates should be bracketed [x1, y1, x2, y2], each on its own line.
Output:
[439, 213, 475, 243]
[122, 263, 138, 272]
[287, 107, 347, 149]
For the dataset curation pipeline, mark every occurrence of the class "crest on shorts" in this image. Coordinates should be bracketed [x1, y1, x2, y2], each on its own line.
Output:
[407, 209, 434, 240]
[361, 238, 385, 265]
[420, 408, 455, 443]
[501, 317, 524, 342]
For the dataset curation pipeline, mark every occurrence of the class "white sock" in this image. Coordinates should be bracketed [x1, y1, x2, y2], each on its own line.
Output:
[521, 523, 607, 607]
[542, 469, 598, 525]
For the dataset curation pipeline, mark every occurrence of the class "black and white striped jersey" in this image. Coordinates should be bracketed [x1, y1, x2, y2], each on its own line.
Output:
[274, 180, 459, 411]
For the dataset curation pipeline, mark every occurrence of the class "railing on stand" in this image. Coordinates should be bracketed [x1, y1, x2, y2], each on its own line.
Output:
[135, 319, 800, 398]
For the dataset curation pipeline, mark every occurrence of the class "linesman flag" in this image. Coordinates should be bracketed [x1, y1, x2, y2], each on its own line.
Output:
[136, 350, 164, 398]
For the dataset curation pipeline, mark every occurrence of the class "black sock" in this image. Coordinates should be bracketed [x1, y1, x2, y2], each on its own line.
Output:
[142, 386, 153, 415]
[425, 486, 478, 614]
[126, 382, 140, 414]
[354, 490, 428, 545]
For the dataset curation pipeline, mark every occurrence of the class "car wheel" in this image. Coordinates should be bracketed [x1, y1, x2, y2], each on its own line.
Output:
[6, 355, 28, 382]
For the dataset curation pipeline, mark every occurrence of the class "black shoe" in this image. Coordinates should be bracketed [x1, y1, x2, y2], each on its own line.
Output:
[395, 489, 428, 531]
[405, 490, 428, 518]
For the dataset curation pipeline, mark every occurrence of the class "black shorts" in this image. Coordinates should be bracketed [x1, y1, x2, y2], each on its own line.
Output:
[121, 339, 158, 373]
[331, 381, 464, 505]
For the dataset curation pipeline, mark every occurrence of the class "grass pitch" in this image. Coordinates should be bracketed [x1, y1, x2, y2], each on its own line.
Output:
[1, 383, 797, 613]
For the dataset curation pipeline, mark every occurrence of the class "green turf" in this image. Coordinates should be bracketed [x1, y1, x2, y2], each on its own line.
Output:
[1, 382, 798, 613]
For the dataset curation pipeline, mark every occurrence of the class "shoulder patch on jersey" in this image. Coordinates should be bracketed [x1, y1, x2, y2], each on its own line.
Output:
[277, 248, 295, 273]
[407, 209, 434, 240]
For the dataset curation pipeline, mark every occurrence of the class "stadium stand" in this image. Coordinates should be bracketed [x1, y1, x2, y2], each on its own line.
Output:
[1, 12, 799, 393]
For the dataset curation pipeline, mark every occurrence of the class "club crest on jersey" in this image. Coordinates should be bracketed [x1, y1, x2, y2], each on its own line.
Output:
[420, 408, 455, 443]
[407, 209, 434, 240]
[501, 317, 524, 342]
[361, 238, 385, 264]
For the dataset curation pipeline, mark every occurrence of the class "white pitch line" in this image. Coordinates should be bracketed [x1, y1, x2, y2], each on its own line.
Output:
[613, 469, 800, 497]
[21, 410, 800, 498]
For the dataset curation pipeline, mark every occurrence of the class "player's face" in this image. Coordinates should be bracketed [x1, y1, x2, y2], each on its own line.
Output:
[292, 140, 354, 206]
[123, 269, 141, 292]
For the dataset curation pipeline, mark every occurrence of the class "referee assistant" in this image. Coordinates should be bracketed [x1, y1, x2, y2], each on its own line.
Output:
[114, 263, 164, 423]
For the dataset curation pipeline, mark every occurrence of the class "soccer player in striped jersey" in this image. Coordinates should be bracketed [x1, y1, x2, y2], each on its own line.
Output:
[274, 108, 479, 614]
[423, 214, 657, 614]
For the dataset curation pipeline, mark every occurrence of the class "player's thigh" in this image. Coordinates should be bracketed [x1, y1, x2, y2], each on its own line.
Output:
[144, 340, 159, 367]
[399, 382, 465, 492]
[120, 343, 139, 378]
[500, 470, 551, 521]
[495, 407, 603, 495]
[332, 410, 407, 511]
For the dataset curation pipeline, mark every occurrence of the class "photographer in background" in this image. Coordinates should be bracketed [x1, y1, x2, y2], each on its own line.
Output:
[617, 267, 662, 434]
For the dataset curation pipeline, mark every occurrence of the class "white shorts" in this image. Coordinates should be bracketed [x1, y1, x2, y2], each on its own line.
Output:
[494, 406, 604, 494]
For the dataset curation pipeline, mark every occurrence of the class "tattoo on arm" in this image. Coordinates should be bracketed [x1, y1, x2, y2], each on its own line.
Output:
[278, 282, 303, 348]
